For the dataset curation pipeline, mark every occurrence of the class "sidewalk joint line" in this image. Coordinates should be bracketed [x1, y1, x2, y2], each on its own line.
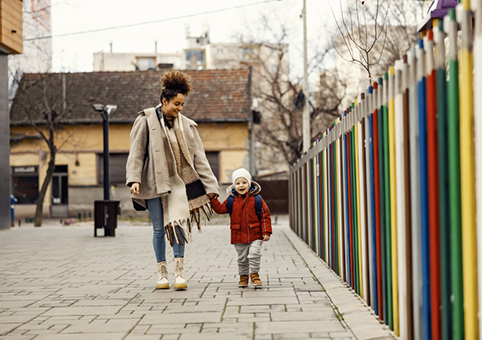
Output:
[282, 229, 358, 339]
[122, 313, 145, 340]
[115, 292, 140, 315]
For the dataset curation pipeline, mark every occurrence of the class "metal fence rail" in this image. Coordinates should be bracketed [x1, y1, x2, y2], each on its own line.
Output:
[289, 3, 482, 339]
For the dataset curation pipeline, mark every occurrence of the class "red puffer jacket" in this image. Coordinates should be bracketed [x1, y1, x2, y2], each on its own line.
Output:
[210, 181, 272, 244]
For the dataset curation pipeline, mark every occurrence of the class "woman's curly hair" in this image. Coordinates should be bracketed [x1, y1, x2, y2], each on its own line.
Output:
[160, 70, 193, 103]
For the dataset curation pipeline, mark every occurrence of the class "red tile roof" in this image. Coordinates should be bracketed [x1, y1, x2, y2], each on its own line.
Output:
[10, 69, 252, 126]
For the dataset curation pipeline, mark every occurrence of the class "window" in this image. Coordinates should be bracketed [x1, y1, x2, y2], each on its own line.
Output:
[269, 47, 280, 56]
[205, 152, 219, 181]
[98, 153, 218, 184]
[241, 48, 253, 60]
[98, 153, 129, 185]
[185, 50, 205, 69]
[241, 47, 259, 60]
[136, 57, 155, 71]
[11, 166, 38, 204]
[52, 165, 68, 205]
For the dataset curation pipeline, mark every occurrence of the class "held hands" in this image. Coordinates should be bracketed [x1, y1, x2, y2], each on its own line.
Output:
[130, 182, 140, 195]
[263, 234, 270, 242]
[131, 184, 212, 197]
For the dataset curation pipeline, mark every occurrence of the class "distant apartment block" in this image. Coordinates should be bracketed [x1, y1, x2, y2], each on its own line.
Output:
[93, 34, 287, 77]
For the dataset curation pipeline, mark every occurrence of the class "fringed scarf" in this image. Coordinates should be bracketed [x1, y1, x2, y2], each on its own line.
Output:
[159, 114, 213, 246]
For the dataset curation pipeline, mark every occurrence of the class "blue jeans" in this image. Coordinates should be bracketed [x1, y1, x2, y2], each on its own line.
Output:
[146, 197, 185, 262]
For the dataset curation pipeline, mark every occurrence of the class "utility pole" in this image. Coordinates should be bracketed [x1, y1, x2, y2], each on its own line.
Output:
[302, 0, 310, 152]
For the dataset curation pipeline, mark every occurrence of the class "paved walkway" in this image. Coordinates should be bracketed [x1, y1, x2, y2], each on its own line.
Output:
[0, 217, 395, 340]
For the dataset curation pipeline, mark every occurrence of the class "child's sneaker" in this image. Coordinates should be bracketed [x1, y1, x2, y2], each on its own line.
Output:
[238, 275, 249, 288]
[250, 273, 262, 287]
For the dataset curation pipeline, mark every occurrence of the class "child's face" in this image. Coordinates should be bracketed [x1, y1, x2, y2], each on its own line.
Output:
[234, 177, 249, 195]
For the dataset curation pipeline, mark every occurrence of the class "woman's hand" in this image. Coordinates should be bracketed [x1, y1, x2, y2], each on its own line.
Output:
[263, 234, 270, 242]
[130, 182, 140, 195]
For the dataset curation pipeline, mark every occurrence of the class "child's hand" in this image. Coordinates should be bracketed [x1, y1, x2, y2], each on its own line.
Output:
[207, 193, 218, 199]
[263, 234, 270, 242]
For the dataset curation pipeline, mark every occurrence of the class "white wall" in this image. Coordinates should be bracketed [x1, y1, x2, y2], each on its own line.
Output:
[8, 0, 53, 104]
[93, 52, 185, 71]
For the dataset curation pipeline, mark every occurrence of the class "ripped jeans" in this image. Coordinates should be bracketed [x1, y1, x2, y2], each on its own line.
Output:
[146, 197, 185, 262]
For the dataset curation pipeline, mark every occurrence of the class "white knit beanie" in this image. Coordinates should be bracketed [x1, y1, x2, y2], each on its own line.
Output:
[232, 168, 252, 187]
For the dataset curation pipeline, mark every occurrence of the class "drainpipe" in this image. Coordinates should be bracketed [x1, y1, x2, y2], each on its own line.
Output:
[247, 65, 255, 176]
[249, 119, 255, 177]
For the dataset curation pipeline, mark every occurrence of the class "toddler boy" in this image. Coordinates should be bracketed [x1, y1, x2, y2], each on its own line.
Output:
[210, 168, 272, 287]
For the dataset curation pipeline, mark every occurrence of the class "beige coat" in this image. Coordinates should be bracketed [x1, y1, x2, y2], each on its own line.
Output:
[125, 108, 219, 205]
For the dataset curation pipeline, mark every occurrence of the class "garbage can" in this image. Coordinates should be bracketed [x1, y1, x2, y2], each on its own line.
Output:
[94, 200, 120, 237]
[10, 195, 16, 227]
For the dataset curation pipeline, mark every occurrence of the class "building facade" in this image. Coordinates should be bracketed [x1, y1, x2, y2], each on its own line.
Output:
[1, 0, 23, 229]
[10, 69, 253, 219]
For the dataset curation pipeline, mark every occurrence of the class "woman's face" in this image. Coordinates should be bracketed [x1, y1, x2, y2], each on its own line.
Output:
[162, 93, 185, 118]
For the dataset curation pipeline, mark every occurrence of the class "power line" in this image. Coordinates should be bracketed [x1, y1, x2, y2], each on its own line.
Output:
[25, 0, 282, 41]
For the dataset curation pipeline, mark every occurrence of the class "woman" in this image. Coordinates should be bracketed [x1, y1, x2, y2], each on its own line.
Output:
[126, 70, 219, 290]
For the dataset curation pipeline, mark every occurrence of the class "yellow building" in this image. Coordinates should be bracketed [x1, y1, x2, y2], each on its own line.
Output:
[10, 69, 254, 219]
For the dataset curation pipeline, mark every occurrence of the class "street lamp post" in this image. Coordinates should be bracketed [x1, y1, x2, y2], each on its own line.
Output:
[93, 104, 117, 199]
[92, 104, 118, 237]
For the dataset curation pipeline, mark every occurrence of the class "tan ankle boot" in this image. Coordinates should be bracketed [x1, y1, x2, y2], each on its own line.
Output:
[156, 261, 169, 289]
[238, 275, 249, 288]
[173, 257, 187, 290]
[250, 273, 262, 287]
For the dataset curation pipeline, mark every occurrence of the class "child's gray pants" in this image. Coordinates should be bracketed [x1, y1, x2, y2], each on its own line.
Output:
[233, 239, 263, 275]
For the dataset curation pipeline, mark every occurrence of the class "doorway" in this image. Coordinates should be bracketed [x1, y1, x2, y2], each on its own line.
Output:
[51, 165, 68, 218]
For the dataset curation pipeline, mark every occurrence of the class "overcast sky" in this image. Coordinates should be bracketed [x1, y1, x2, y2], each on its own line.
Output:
[47, 0, 338, 77]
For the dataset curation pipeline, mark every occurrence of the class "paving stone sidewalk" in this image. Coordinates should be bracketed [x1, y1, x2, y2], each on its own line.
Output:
[0, 217, 395, 340]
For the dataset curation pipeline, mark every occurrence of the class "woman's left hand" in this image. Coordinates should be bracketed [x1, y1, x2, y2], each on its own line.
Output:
[263, 234, 270, 242]
[130, 182, 140, 195]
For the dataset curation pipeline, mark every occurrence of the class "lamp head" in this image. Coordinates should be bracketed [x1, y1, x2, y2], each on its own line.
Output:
[93, 104, 104, 112]
[106, 105, 117, 115]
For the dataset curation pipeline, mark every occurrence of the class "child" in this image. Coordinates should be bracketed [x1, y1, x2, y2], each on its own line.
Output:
[210, 168, 272, 288]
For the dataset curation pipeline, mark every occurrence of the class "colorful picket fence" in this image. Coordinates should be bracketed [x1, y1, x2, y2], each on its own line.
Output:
[289, 3, 482, 339]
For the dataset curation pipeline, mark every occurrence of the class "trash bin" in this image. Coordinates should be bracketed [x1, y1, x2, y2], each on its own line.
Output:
[94, 200, 120, 237]
[10, 195, 16, 227]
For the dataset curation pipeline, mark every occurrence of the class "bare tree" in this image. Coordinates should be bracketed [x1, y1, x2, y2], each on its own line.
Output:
[376, 1, 427, 71]
[330, 0, 391, 85]
[330, 0, 428, 85]
[11, 73, 83, 226]
[239, 28, 346, 167]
